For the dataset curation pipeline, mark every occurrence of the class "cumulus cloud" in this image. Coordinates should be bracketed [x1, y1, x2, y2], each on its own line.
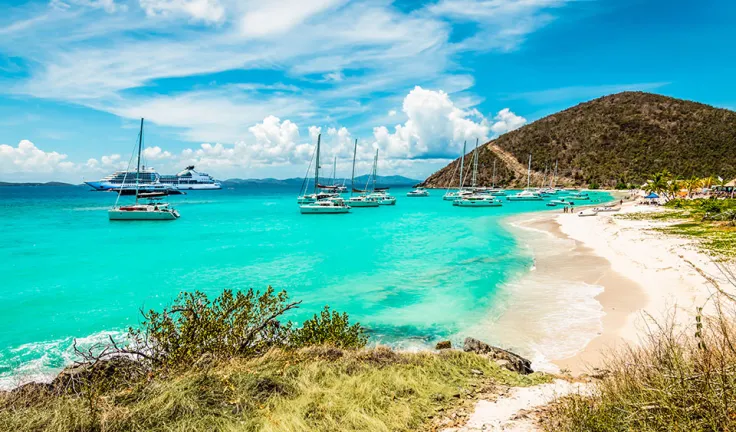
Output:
[142, 146, 173, 160]
[139, 0, 225, 23]
[490, 108, 527, 135]
[371, 86, 489, 159]
[0, 140, 76, 175]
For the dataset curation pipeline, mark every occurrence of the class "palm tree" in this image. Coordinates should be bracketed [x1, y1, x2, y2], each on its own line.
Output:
[645, 171, 671, 196]
[701, 176, 716, 190]
[684, 176, 702, 197]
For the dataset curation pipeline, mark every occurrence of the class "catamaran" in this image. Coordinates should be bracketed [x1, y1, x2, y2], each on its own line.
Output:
[507, 154, 544, 201]
[362, 149, 396, 205]
[487, 160, 506, 196]
[347, 139, 380, 207]
[299, 134, 350, 214]
[407, 187, 430, 197]
[108, 119, 180, 221]
[455, 139, 503, 207]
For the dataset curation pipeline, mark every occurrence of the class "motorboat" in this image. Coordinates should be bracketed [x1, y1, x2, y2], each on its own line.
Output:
[407, 188, 430, 197]
[443, 190, 472, 200]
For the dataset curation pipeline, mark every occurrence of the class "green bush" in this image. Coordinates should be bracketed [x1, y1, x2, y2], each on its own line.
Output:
[290, 306, 368, 349]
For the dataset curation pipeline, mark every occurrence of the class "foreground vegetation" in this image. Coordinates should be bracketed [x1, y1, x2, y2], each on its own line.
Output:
[0, 287, 548, 431]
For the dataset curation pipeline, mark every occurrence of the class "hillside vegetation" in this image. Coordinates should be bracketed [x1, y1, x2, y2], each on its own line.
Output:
[422, 92, 736, 188]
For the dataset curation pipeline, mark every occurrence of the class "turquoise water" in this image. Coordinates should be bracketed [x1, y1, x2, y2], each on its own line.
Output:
[0, 185, 613, 387]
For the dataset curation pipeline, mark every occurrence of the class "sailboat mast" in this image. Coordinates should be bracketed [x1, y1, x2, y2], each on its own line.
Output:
[527, 154, 532, 189]
[332, 157, 336, 186]
[492, 160, 497, 189]
[314, 134, 321, 194]
[472, 138, 478, 188]
[553, 160, 558, 188]
[135, 118, 143, 204]
[350, 139, 357, 197]
[372, 149, 378, 192]
[459, 141, 466, 189]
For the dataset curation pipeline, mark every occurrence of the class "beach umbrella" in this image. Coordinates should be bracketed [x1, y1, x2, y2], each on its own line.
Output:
[644, 192, 659, 199]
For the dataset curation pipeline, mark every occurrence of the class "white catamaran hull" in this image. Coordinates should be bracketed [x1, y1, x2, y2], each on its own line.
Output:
[453, 200, 502, 207]
[506, 196, 544, 201]
[108, 209, 179, 220]
[349, 200, 380, 207]
[299, 206, 351, 214]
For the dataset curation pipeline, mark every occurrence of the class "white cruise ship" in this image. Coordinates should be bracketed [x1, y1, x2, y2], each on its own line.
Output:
[159, 166, 221, 190]
[86, 165, 221, 191]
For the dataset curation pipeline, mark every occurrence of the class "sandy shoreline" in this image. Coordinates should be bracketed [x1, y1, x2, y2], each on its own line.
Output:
[503, 197, 725, 374]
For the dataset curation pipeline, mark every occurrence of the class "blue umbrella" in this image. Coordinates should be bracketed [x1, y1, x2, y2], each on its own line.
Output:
[644, 192, 659, 199]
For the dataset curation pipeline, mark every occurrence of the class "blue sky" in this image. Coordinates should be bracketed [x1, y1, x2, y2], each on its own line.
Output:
[0, 0, 734, 182]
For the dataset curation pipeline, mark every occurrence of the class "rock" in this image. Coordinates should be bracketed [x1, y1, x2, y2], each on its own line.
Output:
[463, 337, 534, 375]
[435, 340, 452, 350]
[52, 356, 143, 394]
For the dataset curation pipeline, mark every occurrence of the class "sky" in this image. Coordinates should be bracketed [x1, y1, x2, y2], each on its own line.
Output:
[0, 0, 734, 182]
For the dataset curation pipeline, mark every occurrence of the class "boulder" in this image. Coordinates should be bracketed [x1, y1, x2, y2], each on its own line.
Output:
[463, 337, 533, 375]
[52, 356, 142, 394]
[435, 340, 452, 350]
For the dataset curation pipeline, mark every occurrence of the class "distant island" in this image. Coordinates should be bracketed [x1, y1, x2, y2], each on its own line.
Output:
[222, 174, 421, 188]
[0, 181, 79, 187]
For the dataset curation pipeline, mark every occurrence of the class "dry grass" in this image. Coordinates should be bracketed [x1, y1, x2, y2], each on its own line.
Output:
[0, 347, 549, 432]
[545, 303, 736, 432]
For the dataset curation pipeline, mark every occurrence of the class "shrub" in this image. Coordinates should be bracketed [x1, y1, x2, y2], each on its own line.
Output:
[290, 306, 368, 349]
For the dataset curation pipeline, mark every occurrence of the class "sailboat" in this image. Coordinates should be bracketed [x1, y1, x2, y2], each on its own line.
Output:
[108, 119, 180, 221]
[443, 141, 472, 201]
[540, 160, 559, 196]
[454, 139, 502, 207]
[347, 139, 379, 207]
[297, 134, 339, 204]
[299, 134, 351, 214]
[365, 149, 396, 205]
[507, 154, 544, 201]
[488, 159, 506, 196]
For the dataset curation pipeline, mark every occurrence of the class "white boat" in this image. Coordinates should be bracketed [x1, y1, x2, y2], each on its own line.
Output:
[453, 194, 503, 207]
[348, 195, 380, 207]
[357, 149, 396, 205]
[443, 190, 472, 200]
[578, 209, 598, 217]
[369, 191, 396, 205]
[564, 194, 590, 200]
[507, 190, 544, 201]
[109, 119, 180, 221]
[300, 197, 351, 214]
[159, 166, 221, 190]
[407, 187, 430, 197]
[298, 134, 349, 215]
[593, 206, 621, 212]
[506, 155, 545, 201]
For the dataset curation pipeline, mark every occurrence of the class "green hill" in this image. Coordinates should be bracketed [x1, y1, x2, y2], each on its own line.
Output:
[421, 92, 736, 188]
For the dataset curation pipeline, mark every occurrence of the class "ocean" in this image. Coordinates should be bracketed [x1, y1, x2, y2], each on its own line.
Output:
[0, 185, 614, 388]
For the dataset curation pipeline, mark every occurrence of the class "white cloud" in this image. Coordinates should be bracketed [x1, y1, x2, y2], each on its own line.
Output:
[372, 86, 489, 159]
[139, 0, 225, 23]
[142, 146, 173, 160]
[388, 109, 397, 116]
[239, 0, 345, 37]
[0, 140, 76, 176]
[490, 108, 526, 135]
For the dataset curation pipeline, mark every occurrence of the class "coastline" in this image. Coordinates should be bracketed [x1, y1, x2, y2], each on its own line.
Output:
[500, 197, 723, 374]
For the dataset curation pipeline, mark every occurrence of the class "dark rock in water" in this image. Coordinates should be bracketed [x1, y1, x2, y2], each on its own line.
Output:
[435, 340, 452, 350]
[463, 337, 533, 375]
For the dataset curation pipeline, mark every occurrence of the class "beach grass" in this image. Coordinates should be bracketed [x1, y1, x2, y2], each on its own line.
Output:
[0, 347, 550, 432]
[545, 304, 736, 432]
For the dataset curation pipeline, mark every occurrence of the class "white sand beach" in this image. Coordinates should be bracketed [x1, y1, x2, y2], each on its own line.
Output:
[502, 198, 726, 374]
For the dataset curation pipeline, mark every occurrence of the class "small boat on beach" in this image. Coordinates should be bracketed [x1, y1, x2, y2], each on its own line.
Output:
[109, 119, 180, 221]
[593, 206, 621, 212]
[578, 209, 598, 217]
